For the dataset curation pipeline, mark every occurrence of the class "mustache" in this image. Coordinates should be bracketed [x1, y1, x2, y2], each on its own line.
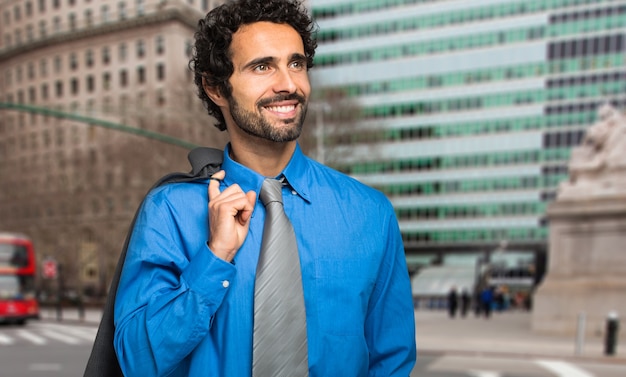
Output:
[257, 93, 306, 108]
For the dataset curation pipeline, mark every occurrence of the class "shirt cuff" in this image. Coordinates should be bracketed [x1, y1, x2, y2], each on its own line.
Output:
[182, 244, 236, 299]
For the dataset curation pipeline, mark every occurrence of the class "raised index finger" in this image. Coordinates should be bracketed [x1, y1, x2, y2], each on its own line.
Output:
[208, 170, 226, 200]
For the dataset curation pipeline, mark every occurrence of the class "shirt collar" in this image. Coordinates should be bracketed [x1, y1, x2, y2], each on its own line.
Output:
[221, 143, 312, 203]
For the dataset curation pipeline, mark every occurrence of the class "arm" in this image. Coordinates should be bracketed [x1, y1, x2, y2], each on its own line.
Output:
[113, 193, 235, 377]
[366, 204, 417, 376]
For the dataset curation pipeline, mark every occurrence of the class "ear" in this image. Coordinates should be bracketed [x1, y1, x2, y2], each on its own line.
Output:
[202, 76, 228, 107]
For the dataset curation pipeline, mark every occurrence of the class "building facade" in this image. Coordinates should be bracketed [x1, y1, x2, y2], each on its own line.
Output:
[0, 0, 227, 297]
[309, 0, 626, 280]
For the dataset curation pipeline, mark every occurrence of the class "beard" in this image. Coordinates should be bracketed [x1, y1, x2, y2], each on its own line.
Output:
[229, 93, 307, 143]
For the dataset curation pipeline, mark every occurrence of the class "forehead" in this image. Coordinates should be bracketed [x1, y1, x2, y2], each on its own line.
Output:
[230, 22, 304, 64]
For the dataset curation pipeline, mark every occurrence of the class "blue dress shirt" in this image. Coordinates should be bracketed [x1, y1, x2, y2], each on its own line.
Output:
[114, 144, 416, 376]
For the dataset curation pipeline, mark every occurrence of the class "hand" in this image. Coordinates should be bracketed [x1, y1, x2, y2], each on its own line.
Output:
[207, 170, 257, 262]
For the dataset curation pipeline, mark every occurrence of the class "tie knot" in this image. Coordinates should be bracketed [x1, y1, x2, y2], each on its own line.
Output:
[259, 178, 283, 206]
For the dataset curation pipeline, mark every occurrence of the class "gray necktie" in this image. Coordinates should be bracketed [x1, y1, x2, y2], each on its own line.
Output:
[253, 178, 308, 377]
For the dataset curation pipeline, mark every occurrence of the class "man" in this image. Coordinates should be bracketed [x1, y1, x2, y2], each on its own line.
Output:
[113, 0, 416, 376]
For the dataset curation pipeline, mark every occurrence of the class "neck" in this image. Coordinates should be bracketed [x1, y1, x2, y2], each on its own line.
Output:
[228, 136, 297, 177]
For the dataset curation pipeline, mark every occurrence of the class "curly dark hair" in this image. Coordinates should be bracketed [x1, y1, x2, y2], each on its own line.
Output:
[189, 0, 318, 131]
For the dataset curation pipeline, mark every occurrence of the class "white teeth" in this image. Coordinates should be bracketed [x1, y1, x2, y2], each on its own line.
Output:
[267, 105, 295, 113]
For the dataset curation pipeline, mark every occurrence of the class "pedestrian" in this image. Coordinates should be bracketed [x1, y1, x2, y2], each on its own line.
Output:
[112, 1, 417, 376]
[447, 286, 458, 318]
[460, 288, 471, 317]
[481, 286, 494, 319]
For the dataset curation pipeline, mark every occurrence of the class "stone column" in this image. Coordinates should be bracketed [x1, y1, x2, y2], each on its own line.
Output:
[532, 196, 626, 338]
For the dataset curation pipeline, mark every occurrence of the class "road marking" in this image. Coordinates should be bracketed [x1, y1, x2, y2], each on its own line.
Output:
[535, 359, 594, 377]
[29, 363, 62, 371]
[468, 371, 500, 377]
[40, 323, 97, 341]
[17, 330, 47, 345]
[0, 333, 14, 345]
[39, 329, 80, 344]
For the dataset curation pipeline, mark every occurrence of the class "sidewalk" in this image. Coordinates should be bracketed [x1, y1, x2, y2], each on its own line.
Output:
[39, 305, 103, 324]
[39, 305, 625, 363]
[414, 309, 626, 363]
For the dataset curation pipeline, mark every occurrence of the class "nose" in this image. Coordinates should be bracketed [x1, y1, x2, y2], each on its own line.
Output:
[272, 68, 298, 94]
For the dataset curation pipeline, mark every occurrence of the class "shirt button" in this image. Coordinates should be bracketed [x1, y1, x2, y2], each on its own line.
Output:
[291, 190, 297, 195]
[222, 280, 230, 288]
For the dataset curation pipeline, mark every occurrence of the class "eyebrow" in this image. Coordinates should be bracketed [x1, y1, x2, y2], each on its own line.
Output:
[242, 53, 307, 71]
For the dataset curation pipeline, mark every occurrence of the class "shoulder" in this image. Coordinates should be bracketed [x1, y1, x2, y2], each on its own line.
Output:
[143, 179, 208, 210]
[305, 157, 393, 210]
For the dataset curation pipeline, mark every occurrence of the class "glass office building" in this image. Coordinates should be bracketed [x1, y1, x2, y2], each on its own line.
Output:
[309, 0, 626, 277]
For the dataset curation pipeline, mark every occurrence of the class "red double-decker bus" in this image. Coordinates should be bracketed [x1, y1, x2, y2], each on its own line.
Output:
[0, 233, 39, 324]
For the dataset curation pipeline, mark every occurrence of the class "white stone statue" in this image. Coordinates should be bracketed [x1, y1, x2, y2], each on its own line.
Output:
[558, 104, 626, 199]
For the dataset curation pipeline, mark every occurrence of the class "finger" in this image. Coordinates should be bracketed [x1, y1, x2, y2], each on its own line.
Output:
[208, 170, 225, 200]
[238, 191, 258, 225]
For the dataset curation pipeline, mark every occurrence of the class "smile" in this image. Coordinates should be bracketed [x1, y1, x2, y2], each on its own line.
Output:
[265, 104, 297, 113]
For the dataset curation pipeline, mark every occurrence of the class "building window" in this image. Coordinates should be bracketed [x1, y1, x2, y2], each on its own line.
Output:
[39, 59, 47, 77]
[156, 35, 164, 55]
[157, 89, 165, 107]
[71, 78, 79, 95]
[13, 5, 21, 21]
[29, 87, 36, 103]
[86, 50, 94, 68]
[41, 83, 49, 100]
[137, 66, 145, 84]
[119, 43, 127, 61]
[136, 40, 145, 58]
[102, 47, 110, 65]
[53, 16, 61, 33]
[70, 53, 78, 70]
[38, 0, 45, 12]
[39, 20, 46, 37]
[85, 9, 93, 27]
[137, 0, 145, 16]
[87, 75, 95, 92]
[120, 69, 128, 87]
[101, 5, 109, 23]
[103, 72, 111, 90]
[55, 80, 64, 97]
[53, 0, 60, 10]
[156, 63, 165, 81]
[54, 56, 62, 73]
[118, 2, 126, 20]
[26, 25, 34, 42]
[69, 13, 77, 31]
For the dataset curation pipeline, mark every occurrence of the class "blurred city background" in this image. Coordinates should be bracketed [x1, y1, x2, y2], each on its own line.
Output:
[0, 0, 625, 375]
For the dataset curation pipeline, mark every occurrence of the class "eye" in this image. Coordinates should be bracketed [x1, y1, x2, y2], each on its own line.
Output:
[290, 60, 305, 70]
[254, 64, 269, 72]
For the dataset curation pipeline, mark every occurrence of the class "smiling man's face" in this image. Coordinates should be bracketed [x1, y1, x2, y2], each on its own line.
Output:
[225, 21, 310, 142]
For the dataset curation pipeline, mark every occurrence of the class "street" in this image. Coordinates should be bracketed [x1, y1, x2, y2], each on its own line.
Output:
[0, 318, 626, 376]
[0, 321, 94, 376]
[411, 354, 626, 377]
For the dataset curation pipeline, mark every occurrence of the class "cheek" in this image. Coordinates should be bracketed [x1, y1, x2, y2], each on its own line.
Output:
[298, 77, 311, 96]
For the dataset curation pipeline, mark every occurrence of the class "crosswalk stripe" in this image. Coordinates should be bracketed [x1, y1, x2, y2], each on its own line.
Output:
[39, 329, 81, 344]
[535, 359, 594, 377]
[40, 324, 96, 341]
[468, 371, 500, 377]
[17, 330, 47, 345]
[0, 333, 14, 345]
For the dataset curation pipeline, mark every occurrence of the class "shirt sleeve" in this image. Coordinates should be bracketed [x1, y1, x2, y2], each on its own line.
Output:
[365, 202, 417, 376]
[113, 192, 235, 377]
